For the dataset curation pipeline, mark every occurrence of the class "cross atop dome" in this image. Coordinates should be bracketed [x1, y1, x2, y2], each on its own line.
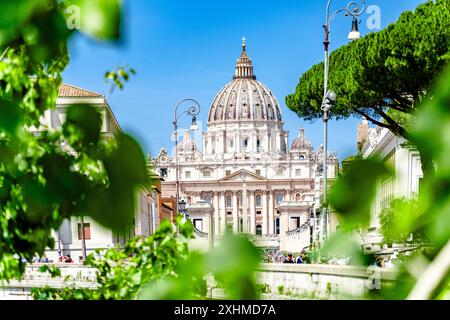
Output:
[234, 37, 255, 80]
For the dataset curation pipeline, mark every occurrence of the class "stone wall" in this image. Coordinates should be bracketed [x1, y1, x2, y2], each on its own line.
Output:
[255, 263, 397, 299]
[1, 263, 398, 300]
[0, 264, 97, 300]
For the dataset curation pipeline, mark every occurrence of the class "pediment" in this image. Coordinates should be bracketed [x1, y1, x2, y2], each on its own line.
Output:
[219, 169, 266, 182]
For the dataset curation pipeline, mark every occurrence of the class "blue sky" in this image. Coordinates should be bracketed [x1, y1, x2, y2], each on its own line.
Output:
[62, 0, 425, 160]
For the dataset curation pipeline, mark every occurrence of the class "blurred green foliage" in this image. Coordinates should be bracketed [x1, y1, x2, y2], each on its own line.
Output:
[32, 217, 261, 300]
[38, 264, 61, 278]
[0, 0, 149, 281]
[326, 67, 450, 299]
[379, 198, 426, 246]
[329, 159, 391, 230]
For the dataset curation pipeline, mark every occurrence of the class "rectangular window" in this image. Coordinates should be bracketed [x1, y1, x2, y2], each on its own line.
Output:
[193, 219, 203, 231]
[227, 211, 232, 216]
[256, 169, 261, 176]
[290, 217, 301, 230]
[160, 168, 168, 177]
[276, 193, 283, 205]
[226, 196, 232, 207]
[295, 169, 301, 176]
[243, 139, 248, 150]
[203, 170, 211, 177]
[229, 140, 234, 148]
[185, 171, 191, 178]
[204, 194, 211, 204]
[226, 170, 231, 176]
[256, 211, 262, 215]
[255, 195, 262, 206]
[257, 139, 261, 152]
[78, 223, 91, 240]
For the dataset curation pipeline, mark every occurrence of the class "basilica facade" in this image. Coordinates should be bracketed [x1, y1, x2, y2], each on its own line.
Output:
[153, 41, 338, 249]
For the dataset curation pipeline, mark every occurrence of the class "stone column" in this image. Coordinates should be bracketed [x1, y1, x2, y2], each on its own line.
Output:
[262, 191, 268, 235]
[242, 183, 248, 233]
[250, 191, 256, 234]
[232, 191, 238, 233]
[214, 192, 220, 236]
[220, 192, 226, 234]
[269, 191, 274, 234]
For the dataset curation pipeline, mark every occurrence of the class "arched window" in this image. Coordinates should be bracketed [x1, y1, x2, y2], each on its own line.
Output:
[295, 194, 301, 201]
[299, 155, 305, 160]
[256, 225, 262, 236]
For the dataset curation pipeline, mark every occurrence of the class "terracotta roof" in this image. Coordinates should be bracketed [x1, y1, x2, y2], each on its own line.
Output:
[58, 83, 103, 98]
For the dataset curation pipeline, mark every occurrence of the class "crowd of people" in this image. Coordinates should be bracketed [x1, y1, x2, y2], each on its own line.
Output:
[29, 254, 79, 264]
[262, 249, 311, 264]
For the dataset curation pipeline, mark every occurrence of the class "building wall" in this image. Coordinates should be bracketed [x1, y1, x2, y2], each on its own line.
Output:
[362, 126, 423, 230]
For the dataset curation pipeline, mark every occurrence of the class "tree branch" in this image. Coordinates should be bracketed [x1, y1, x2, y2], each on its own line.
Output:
[355, 110, 392, 129]
[389, 93, 415, 110]
[386, 102, 414, 114]
[373, 105, 411, 139]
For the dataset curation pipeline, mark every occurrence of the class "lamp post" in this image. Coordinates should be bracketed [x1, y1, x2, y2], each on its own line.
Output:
[321, 0, 366, 243]
[173, 99, 200, 216]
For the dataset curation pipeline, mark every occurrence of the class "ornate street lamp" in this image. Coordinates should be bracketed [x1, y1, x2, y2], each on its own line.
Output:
[173, 99, 201, 215]
[321, 1, 366, 243]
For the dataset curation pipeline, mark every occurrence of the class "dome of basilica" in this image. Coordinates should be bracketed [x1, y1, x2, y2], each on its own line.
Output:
[291, 128, 313, 150]
[207, 39, 282, 124]
[177, 131, 199, 154]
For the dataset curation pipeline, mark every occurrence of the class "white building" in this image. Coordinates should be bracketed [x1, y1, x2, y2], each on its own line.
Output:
[153, 40, 339, 251]
[32, 84, 158, 262]
[358, 118, 423, 244]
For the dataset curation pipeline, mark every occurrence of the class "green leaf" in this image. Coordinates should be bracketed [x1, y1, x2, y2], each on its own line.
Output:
[72, 0, 121, 40]
[329, 159, 391, 229]
[0, 0, 45, 46]
[206, 231, 261, 300]
[0, 99, 22, 134]
[87, 134, 149, 232]
[321, 231, 369, 266]
[63, 104, 102, 149]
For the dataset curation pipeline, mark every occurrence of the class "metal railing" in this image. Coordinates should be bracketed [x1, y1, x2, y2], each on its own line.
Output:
[286, 223, 310, 237]
[194, 227, 208, 239]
